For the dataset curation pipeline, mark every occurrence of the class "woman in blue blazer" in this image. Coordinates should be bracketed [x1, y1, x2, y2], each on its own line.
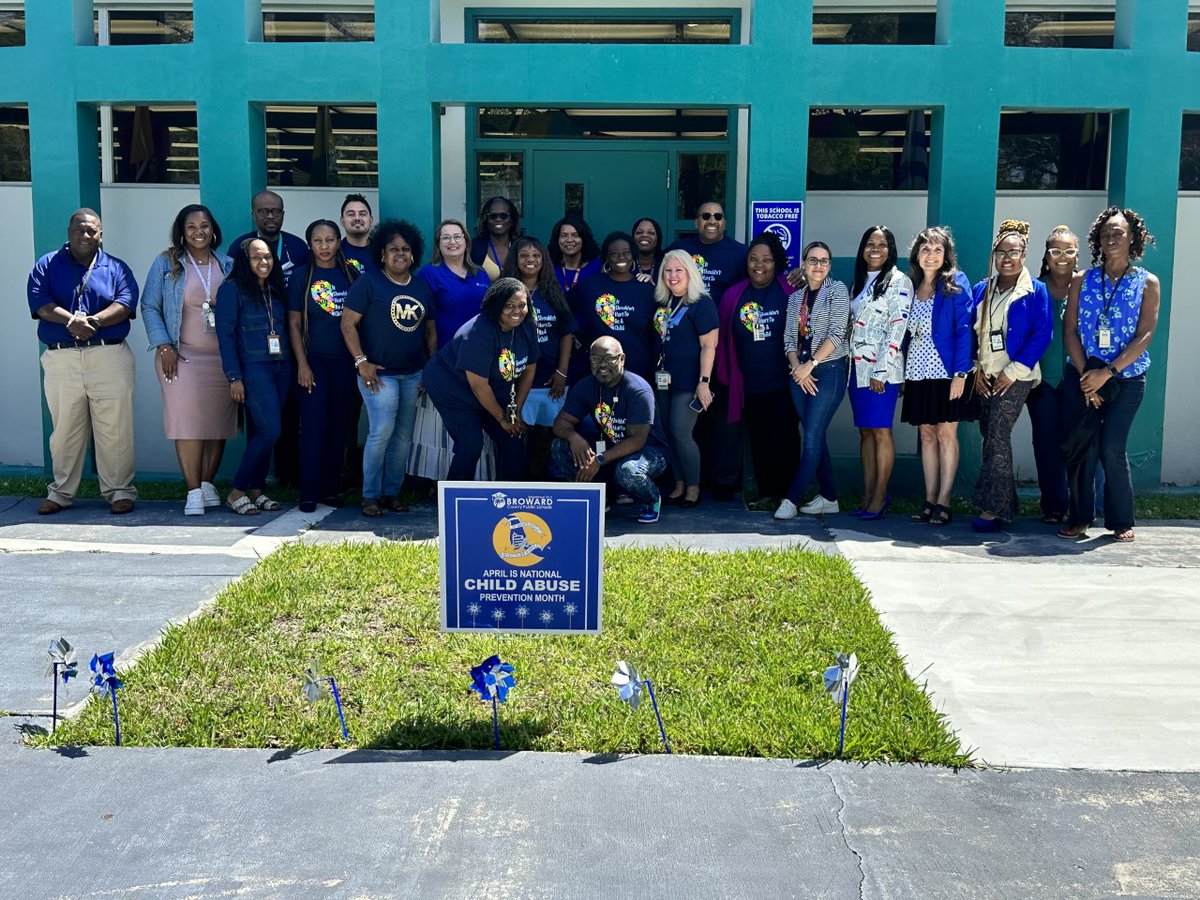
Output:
[969, 219, 1053, 532]
[900, 226, 977, 526]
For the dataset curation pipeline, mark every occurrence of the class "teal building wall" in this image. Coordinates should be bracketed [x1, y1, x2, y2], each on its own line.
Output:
[1, 0, 1191, 487]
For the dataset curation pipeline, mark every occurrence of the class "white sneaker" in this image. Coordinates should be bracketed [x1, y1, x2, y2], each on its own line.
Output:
[200, 481, 221, 507]
[774, 499, 799, 520]
[184, 488, 206, 516]
[800, 495, 840, 515]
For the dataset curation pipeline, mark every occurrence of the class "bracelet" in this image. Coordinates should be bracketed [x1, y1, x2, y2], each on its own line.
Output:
[66, 312, 77, 328]
[353, 355, 368, 367]
[554, 369, 567, 379]
[159, 345, 175, 354]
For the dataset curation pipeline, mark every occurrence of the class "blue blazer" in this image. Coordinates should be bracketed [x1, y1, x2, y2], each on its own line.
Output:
[928, 270, 976, 376]
[970, 275, 1053, 371]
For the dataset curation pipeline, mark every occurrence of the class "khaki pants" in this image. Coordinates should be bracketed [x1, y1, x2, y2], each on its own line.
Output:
[40, 341, 137, 505]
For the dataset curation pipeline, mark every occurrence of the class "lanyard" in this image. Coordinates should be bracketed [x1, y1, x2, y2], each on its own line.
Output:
[262, 285, 276, 333]
[488, 239, 504, 267]
[557, 264, 582, 293]
[73, 252, 99, 313]
[1100, 265, 1129, 323]
[799, 285, 818, 338]
[186, 252, 213, 301]
[986, 280, 1016, 333]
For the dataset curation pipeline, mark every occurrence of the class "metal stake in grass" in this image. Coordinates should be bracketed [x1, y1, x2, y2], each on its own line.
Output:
[823, 652, 859, 758]
[89, 652, 123, 746]
[46, 638, 78, 734]
[303, 659, 350, 741]
[612, 660, 671, 754]
[469, 655, 515, 750]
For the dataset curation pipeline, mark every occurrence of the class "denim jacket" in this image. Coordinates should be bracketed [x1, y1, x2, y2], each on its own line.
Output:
[215, 279, 291, 382]
[141, 250, 234, 350]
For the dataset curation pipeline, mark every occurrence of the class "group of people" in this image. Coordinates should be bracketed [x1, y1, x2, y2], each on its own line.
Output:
[27, 191, 1159, 542]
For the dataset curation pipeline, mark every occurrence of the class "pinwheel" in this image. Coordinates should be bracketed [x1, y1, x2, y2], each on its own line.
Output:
[469, 655, 516, 750]
[303, 658, 350, 741]
[45, 637, 78, 734]
[823, 652, 860, 758]
[611, 660, 671, 754]
[89, 652, 123, 746]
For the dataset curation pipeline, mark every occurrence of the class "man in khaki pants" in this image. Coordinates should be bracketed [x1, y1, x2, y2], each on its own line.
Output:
[27, 209, 140, 514]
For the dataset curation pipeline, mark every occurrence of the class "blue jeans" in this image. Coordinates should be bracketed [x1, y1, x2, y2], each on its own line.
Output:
[358, 371, 421, 500]
[786, 357, 849, 504]
[297, 355, 356, 503]
[550, 438, 667, 504]
[235, 359, 293, 492]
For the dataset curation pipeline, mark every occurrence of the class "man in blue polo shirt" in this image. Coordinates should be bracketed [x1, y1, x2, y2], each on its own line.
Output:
[229, 189, 309, 288]
[27, 209, 140, 514]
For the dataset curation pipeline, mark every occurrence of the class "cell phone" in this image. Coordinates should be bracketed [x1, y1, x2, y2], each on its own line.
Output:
[689, 396, 705, 413]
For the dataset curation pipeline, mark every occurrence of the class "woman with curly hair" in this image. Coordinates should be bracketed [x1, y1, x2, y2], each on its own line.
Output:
[969, 219, 1052, 533]
[900, 226, 977, 526]
[1060, 207, 1160, 542]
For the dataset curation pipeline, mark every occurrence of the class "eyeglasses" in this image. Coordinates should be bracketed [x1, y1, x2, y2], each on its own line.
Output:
[698, 212, 724, 222]
[993, 249, 1024, 261]
[254, 208, 284, 217]
[487, 212, 511, 221]
[804, 257, 831, 267]
[590, 352, 624, 364]
[1046, 247, 1078, 259]
[440, 234, 465, 244]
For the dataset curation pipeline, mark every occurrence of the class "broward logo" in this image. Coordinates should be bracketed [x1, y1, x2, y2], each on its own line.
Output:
[491, 491, 507, 509]
[739, 301, 762, 331]
[492, 512, 552, 566]
[595, 293, 617, 327]
[310, 280, 340, 315]
[389, 294, 426, 332]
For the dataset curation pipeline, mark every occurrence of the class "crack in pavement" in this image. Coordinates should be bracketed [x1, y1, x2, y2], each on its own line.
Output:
[827, 769, 866, 900]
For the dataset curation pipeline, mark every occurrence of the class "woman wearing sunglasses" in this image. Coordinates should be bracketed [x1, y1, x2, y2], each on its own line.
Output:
[968, 219, 1052, 533]
[470, 197, 521, 282]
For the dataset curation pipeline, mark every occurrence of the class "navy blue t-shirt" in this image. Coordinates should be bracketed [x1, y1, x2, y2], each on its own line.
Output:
[229, 231, 309, 289]
[562, 372, 668, 451]
[655, 294, 720, 393]
[572, 274, 657, 381]
[424, 313, 537, 408]
[732, 282, 790, 394]
[667, 235, 748, 302]
[419, 263, 492, 349]
[340, 239, 374, 275]
[531, 289, 578, 389]
[288, 265, 355, 361]
[343, 269, 434, 375]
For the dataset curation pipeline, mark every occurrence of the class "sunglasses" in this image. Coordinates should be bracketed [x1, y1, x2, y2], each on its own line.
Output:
[487, 212, 511, 221]
[698, 212, 724, 221]
[1046, 247, 1078, 259]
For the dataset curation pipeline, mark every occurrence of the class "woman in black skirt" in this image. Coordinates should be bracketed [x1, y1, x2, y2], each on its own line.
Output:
[900, 226, 977, 526]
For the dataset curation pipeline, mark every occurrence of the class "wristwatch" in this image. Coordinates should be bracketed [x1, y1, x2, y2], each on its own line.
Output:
[953, 371, 968, 379]
[699, 375, 711, 384]
[1107, 364, 1120, 378]
[595, 453, 606, 466]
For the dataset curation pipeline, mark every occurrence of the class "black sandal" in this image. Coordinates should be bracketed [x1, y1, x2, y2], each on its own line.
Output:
[911, 501, 935, 523]
[361, 500, 383, 518]
[929, 504, 953, 526]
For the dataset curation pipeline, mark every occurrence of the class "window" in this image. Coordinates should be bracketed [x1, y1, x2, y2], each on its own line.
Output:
[99, 105, 197, 184]
[808, 109, 931, 191]
[812, 12, 935, 45]
[0, 10, 24, 47]
[97, 9, 193, 45]
[1189, 13, 1200, 52]
[676, 153, 728, 222]
[265, 105, 377, 187]
[1179, 114, 1200, 189]
[477, 108, 729, 141]
[263, 11, 373, 42]
[477, 152, 524, 216]
[997, 111, 1109, 190]
[0, 105, 30, 180]
[1005, 7, 1115, 49]
[474, 17, 732, 44]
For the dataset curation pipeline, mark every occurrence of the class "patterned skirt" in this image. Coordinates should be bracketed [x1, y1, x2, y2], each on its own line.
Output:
[407, 392, 497, 480]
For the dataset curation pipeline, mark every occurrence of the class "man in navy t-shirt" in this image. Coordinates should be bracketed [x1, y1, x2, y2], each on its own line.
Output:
[667, 200, 748, 303]
[229, 190, 309, 289]
[551, 336, 669, 524]
[339, 193, 375, 274]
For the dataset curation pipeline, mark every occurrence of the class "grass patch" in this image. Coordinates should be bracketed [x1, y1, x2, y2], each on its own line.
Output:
[43, 542, 967, 764]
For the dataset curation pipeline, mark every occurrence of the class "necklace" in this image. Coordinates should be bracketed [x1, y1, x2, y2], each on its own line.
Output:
[384, 270, 412, 287]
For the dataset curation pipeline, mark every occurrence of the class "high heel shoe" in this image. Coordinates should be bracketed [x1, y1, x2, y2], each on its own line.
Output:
[857, 495, 892, 521]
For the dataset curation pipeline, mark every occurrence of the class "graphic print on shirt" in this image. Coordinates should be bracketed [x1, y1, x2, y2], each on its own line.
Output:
[389, 292, 427, 332]
[310, 280, 345, 316]
[499, 348, 517, 381]
[594, 400, 618, 441]
[346, 258, 365, 275]
[595, 293, 618, 328]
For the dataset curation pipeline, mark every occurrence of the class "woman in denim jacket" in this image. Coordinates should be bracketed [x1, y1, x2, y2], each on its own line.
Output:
[847, 226, 913, 520]
[215, 238, 292, 515]
[141, 204, 235, 516]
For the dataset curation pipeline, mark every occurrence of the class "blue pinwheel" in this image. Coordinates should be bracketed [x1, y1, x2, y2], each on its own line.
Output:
[469, 655, 516, 749]
[823, 652, 860, 758]
[89, 652, 123, 746]
[46, 637, 78, 734]
[611, 660, 671, 753]
[302, 658, 350, 741]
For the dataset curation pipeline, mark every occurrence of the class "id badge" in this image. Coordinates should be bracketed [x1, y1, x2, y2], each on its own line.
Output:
[595, 440, 607, 456]
[267, 333, 282, 356]
[752, 322, 766, 342]
[655, 370, 671, 391]
[202, 302, 216, 334]
[1098, 327, 1112, 350]
[989, 330, 1005, 352]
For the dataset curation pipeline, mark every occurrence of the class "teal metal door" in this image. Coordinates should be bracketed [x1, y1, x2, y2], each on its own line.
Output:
[528, 149, 670, 245]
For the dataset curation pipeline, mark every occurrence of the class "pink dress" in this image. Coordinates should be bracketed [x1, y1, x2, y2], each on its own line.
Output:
[157, 265, 237, 440]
